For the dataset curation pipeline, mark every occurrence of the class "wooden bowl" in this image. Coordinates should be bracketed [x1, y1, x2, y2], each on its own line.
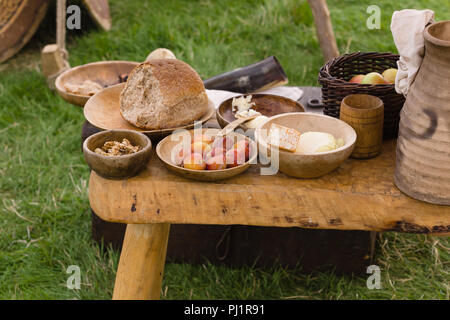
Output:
[216, 94, 306, 129]
[84, 83, 216, 141]
[255, 113, 356, 178]
[55, 61, 139, 107]
[83, 130, 152, 179]
[156, 128, 258, 181]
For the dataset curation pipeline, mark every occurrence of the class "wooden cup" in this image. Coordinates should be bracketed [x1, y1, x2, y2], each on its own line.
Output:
[340, 94, 384, 159]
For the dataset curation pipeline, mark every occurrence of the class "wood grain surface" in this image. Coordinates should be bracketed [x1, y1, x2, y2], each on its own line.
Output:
[340, 94, 384, 159]
[83, 0, 111, 31]
[112, 223, 170, 300]
[89, 139, 450, 235]
[83, 83, 216, 140]
[0, 0, 50, 63]
[56, 61, 138, 107]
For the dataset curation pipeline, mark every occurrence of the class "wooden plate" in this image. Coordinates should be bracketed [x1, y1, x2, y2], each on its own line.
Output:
[156, 128, 258, 181]
[83, 0, 112, 31]
[84, 83, 216, 141]
[55, 60, 139, 107]
[216, 93, 306, 128]
[0, 0, 50, 63]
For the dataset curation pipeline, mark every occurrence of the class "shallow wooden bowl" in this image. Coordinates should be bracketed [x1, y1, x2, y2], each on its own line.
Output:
[217, 94, 306, 129]
[156, 128, 258, 181]
[83, 129, 152, 179]
[84, 83, 216, 141]
[255, 113, 356, 178]
[55, 60, 139, 107]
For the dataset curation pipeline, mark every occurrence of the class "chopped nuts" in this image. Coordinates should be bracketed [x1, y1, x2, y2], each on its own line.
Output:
[95, 138, 141, 156]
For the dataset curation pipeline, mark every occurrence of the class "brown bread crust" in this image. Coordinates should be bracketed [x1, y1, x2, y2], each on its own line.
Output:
[120, 59, 208, 130]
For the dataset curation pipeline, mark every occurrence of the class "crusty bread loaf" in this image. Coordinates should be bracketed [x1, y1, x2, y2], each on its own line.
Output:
[146, 48, 176, 61]
[119, 59, 208, 130]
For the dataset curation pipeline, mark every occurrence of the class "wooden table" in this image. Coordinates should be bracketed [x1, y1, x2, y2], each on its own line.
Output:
[88, 89, 449, 300]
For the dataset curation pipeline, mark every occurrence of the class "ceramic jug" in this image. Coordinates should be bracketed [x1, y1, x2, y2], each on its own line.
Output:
[394, 20, 450, 205]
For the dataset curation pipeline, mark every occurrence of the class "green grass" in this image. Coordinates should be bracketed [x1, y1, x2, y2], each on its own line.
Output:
[0, 0, 449, 299]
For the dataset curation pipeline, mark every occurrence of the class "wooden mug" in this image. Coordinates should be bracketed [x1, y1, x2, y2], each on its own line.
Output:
[340, 94, 384, 159]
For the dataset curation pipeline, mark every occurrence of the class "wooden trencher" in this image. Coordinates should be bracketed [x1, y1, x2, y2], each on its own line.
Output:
[0, 0, 50, 63]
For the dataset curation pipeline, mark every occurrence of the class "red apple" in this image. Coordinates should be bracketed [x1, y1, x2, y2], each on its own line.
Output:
[191, 141, 212, 156]
[183, 153, 206, 170]
[234, 140, 250, 160]
[211, 147, 226, 157]
[172, 143, 190, 166]
[349, 74, 365, 84]
[206, 155, 227, 170]
[193, 134, 215, 144]
[225, 148, 247, 168]
[212, 136, 234, 151]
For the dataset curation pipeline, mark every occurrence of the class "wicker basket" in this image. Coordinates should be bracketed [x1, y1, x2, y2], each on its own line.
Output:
[318, 52, 406, 139]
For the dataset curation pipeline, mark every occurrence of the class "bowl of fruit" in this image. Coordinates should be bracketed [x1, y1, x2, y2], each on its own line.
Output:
[156, 128, 258, 181]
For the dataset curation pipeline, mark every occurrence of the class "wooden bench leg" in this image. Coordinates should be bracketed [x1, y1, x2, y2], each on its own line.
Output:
[112, 223, 171, 300]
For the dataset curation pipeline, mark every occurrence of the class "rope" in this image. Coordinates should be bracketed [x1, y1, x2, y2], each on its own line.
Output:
[215, 226, 232, 261]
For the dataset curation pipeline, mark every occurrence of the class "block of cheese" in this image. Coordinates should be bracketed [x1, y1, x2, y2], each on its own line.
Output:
[268, 123, 301, 152]
[295, 132, 345, 154]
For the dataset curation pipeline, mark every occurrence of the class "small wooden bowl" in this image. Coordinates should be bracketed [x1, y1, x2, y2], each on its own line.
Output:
[156, 128, 258, 181]
[83, 130, 152, 179]
[55, 61, 139, 107]
[255, 113, 356, 178]
[84, 83, 216, 141]
[217, 94, 306, 129]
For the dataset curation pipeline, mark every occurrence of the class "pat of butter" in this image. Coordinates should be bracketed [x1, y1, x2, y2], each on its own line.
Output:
[235, 109, 261, 119]
[244, 115, 269, 129]
[235, 109, 268, 129]
[296, 132, 341, 154]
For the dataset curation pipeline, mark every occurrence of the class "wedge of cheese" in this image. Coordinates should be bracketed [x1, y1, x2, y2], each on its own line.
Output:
[268, 123, 301, 152]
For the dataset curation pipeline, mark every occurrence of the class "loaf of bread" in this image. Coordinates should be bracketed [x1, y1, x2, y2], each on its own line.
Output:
[119, 59, 208, 130]
[146, 48, 176, 61]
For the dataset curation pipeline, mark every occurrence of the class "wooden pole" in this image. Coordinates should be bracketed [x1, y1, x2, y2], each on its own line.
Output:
[112, 223, 171, 300]
[308, 0, 340, 62]
[56, 0, 67, 54]
[41, 0, 70, 89]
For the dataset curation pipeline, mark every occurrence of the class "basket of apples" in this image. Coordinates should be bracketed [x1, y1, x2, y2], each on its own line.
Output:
[156, 128, 258, 181]
[318, 52, 405, 139]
